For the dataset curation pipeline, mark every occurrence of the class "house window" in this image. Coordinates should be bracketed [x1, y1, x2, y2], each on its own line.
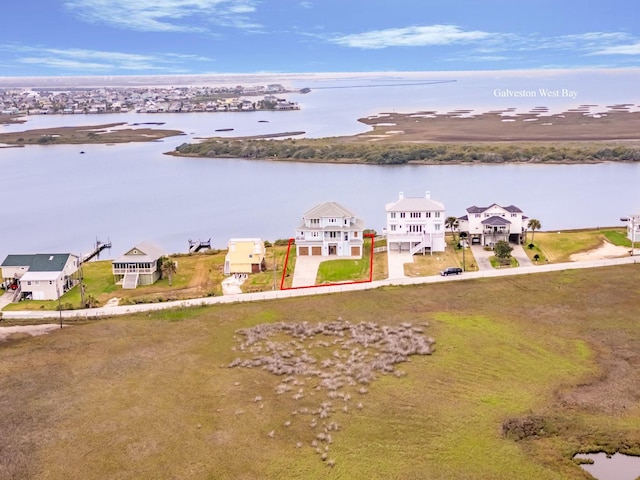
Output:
[408, 225, 423, 233]
[344, 233, 348, 241]
[390, 225, 397, 232]
[390, 212, 396, 219]
[400, 212, 406, 218]
[311, 231, 319, 238]
[425, 212, 431, 218]
[435, 212, 441, 218]
[511, 213, 517, 217]
[435, 224, 441, 231]
[410, 212, 421, 218]
[354, 231, 358, 238]
[310, 218, 320, 225]
[475, 214, 481, 218]
[329, 231, 338, 238]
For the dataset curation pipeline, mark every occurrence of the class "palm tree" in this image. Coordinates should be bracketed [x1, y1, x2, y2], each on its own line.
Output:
[528, 219, 541, 245]
[445, 216, 459, 243]
[160, 256, 177, 286]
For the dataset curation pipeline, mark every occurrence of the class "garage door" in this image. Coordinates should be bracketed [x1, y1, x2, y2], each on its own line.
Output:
[351, 246, 360, 256]
[299, 246, 309, 256]
[311, 246, 322, 256]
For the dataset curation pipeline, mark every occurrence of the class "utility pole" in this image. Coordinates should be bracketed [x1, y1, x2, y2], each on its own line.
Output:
[272, 243, 277, 290]
[56, 285, 62, 329]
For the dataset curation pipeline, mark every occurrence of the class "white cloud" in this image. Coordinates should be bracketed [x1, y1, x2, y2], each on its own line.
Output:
[63, 0, 261, 32]
[331, 25, 493, 49]
[8, 45, 213, 72]
[590, 42, 640, 55]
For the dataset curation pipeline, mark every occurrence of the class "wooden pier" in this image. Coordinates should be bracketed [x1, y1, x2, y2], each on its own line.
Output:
[188, 238, 211, 253]
[81, 238, 112, 263]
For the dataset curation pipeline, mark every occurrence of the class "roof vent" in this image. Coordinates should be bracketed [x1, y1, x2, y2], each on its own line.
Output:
[49, 255, 54, 261]
[399, 192, 404, 200]
[425, 191, 431, 199]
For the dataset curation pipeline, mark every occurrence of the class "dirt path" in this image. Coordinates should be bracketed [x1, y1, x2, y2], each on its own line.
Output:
[188, 257, 210, 289]
[0, 324, 64, 341]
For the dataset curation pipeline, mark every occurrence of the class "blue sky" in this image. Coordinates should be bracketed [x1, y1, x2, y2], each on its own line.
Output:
[1, 0, 639, 76]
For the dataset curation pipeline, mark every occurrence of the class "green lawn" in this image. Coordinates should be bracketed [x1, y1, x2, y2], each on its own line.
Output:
[316, 238, 373, 283]
[2, 265, 640, 479]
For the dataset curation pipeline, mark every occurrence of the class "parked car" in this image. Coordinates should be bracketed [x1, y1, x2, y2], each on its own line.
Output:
[440, 267, 463, 276]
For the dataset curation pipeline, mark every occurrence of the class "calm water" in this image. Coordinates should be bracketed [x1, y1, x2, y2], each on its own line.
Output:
[574, 453, 640, 480]
[1, 69, 639, 259]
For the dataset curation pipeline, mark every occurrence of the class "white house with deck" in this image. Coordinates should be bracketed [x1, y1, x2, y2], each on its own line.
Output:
[457, 204, 527, 247]
[295, 202, 364, 257]
[385, 192, 446, 254]
[1, 253, 79, 300]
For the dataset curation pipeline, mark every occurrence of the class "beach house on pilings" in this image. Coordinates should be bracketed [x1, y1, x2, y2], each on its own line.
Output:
[385, 192, 446, 254]
[295, 202, 364, 257]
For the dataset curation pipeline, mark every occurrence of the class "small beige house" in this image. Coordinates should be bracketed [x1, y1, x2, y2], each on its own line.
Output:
[1, 253, 79, 300]
[224, 238, 266, 275]
[112, 241, 166, 289]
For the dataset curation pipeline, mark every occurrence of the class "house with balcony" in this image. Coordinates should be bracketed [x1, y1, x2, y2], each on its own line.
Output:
[112, 241, 166, 289]
[1, 253, 79, 300]
[224, 238, 266, 275]
[623, 214, 640, 244]
[385, 192, 446, 254]
[295, 202, 364, 257]
[457, 204, 527, 247]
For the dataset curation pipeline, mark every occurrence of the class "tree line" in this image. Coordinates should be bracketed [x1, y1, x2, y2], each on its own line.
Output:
[174, 139, 640, 165]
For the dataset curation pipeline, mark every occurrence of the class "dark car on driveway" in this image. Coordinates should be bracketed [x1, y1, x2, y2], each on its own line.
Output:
[440, 267, 463, 276]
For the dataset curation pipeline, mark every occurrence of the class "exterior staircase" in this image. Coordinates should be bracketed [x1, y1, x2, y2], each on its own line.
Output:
[122, 273, 139, 289]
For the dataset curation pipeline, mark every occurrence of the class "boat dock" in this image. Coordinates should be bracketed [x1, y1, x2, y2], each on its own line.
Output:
[188, 238, 211, 253]
[81, 239, 112, 263]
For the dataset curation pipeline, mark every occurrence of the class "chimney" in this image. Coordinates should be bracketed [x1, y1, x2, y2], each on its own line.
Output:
[425, 191, 431, 199]
[399, 192, 404, 200]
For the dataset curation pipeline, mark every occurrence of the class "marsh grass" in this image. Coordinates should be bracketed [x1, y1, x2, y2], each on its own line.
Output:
[2, 266, 640, 479]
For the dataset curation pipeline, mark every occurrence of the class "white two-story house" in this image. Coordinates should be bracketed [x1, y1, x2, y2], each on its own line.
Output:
[1, 253, 79, 300]
[295, 202, 364, 257]
[623, 214, 640, 241]
[385, 192, 446, 254]
[457, 204, 527, 247]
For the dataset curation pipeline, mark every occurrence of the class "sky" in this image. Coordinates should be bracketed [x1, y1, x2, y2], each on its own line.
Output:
[1, 0, 639, 77]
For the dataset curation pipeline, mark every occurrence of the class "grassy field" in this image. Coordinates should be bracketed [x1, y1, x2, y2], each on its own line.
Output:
[531, 227, 628, 263]
[2, 264, 640, 479]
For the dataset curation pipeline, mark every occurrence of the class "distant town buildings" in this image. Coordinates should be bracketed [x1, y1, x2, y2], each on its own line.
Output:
[0, 83, 299, 115]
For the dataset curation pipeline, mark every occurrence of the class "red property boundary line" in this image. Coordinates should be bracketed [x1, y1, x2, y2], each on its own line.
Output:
[280, 233, 376, 290]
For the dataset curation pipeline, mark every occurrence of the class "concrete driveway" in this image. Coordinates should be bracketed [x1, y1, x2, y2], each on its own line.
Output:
[470, 245, 493, 271]
[387, 250, 413, 279]
[291, 256, 324, 287]
[471, 244, 534, 271]
[511, 245, 534, 267]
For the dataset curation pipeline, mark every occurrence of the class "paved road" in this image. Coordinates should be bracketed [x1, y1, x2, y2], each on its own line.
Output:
[2, 256, 638, 321]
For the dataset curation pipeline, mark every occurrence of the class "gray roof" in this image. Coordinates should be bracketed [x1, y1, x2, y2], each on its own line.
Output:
[1, 253, 75, 272]
[481, 216, 512, 226]
[467, 203, 523, 214]
[303, 201, 357, 219]
[113, 241, 166, 263]
[386, 196, 445, 212]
